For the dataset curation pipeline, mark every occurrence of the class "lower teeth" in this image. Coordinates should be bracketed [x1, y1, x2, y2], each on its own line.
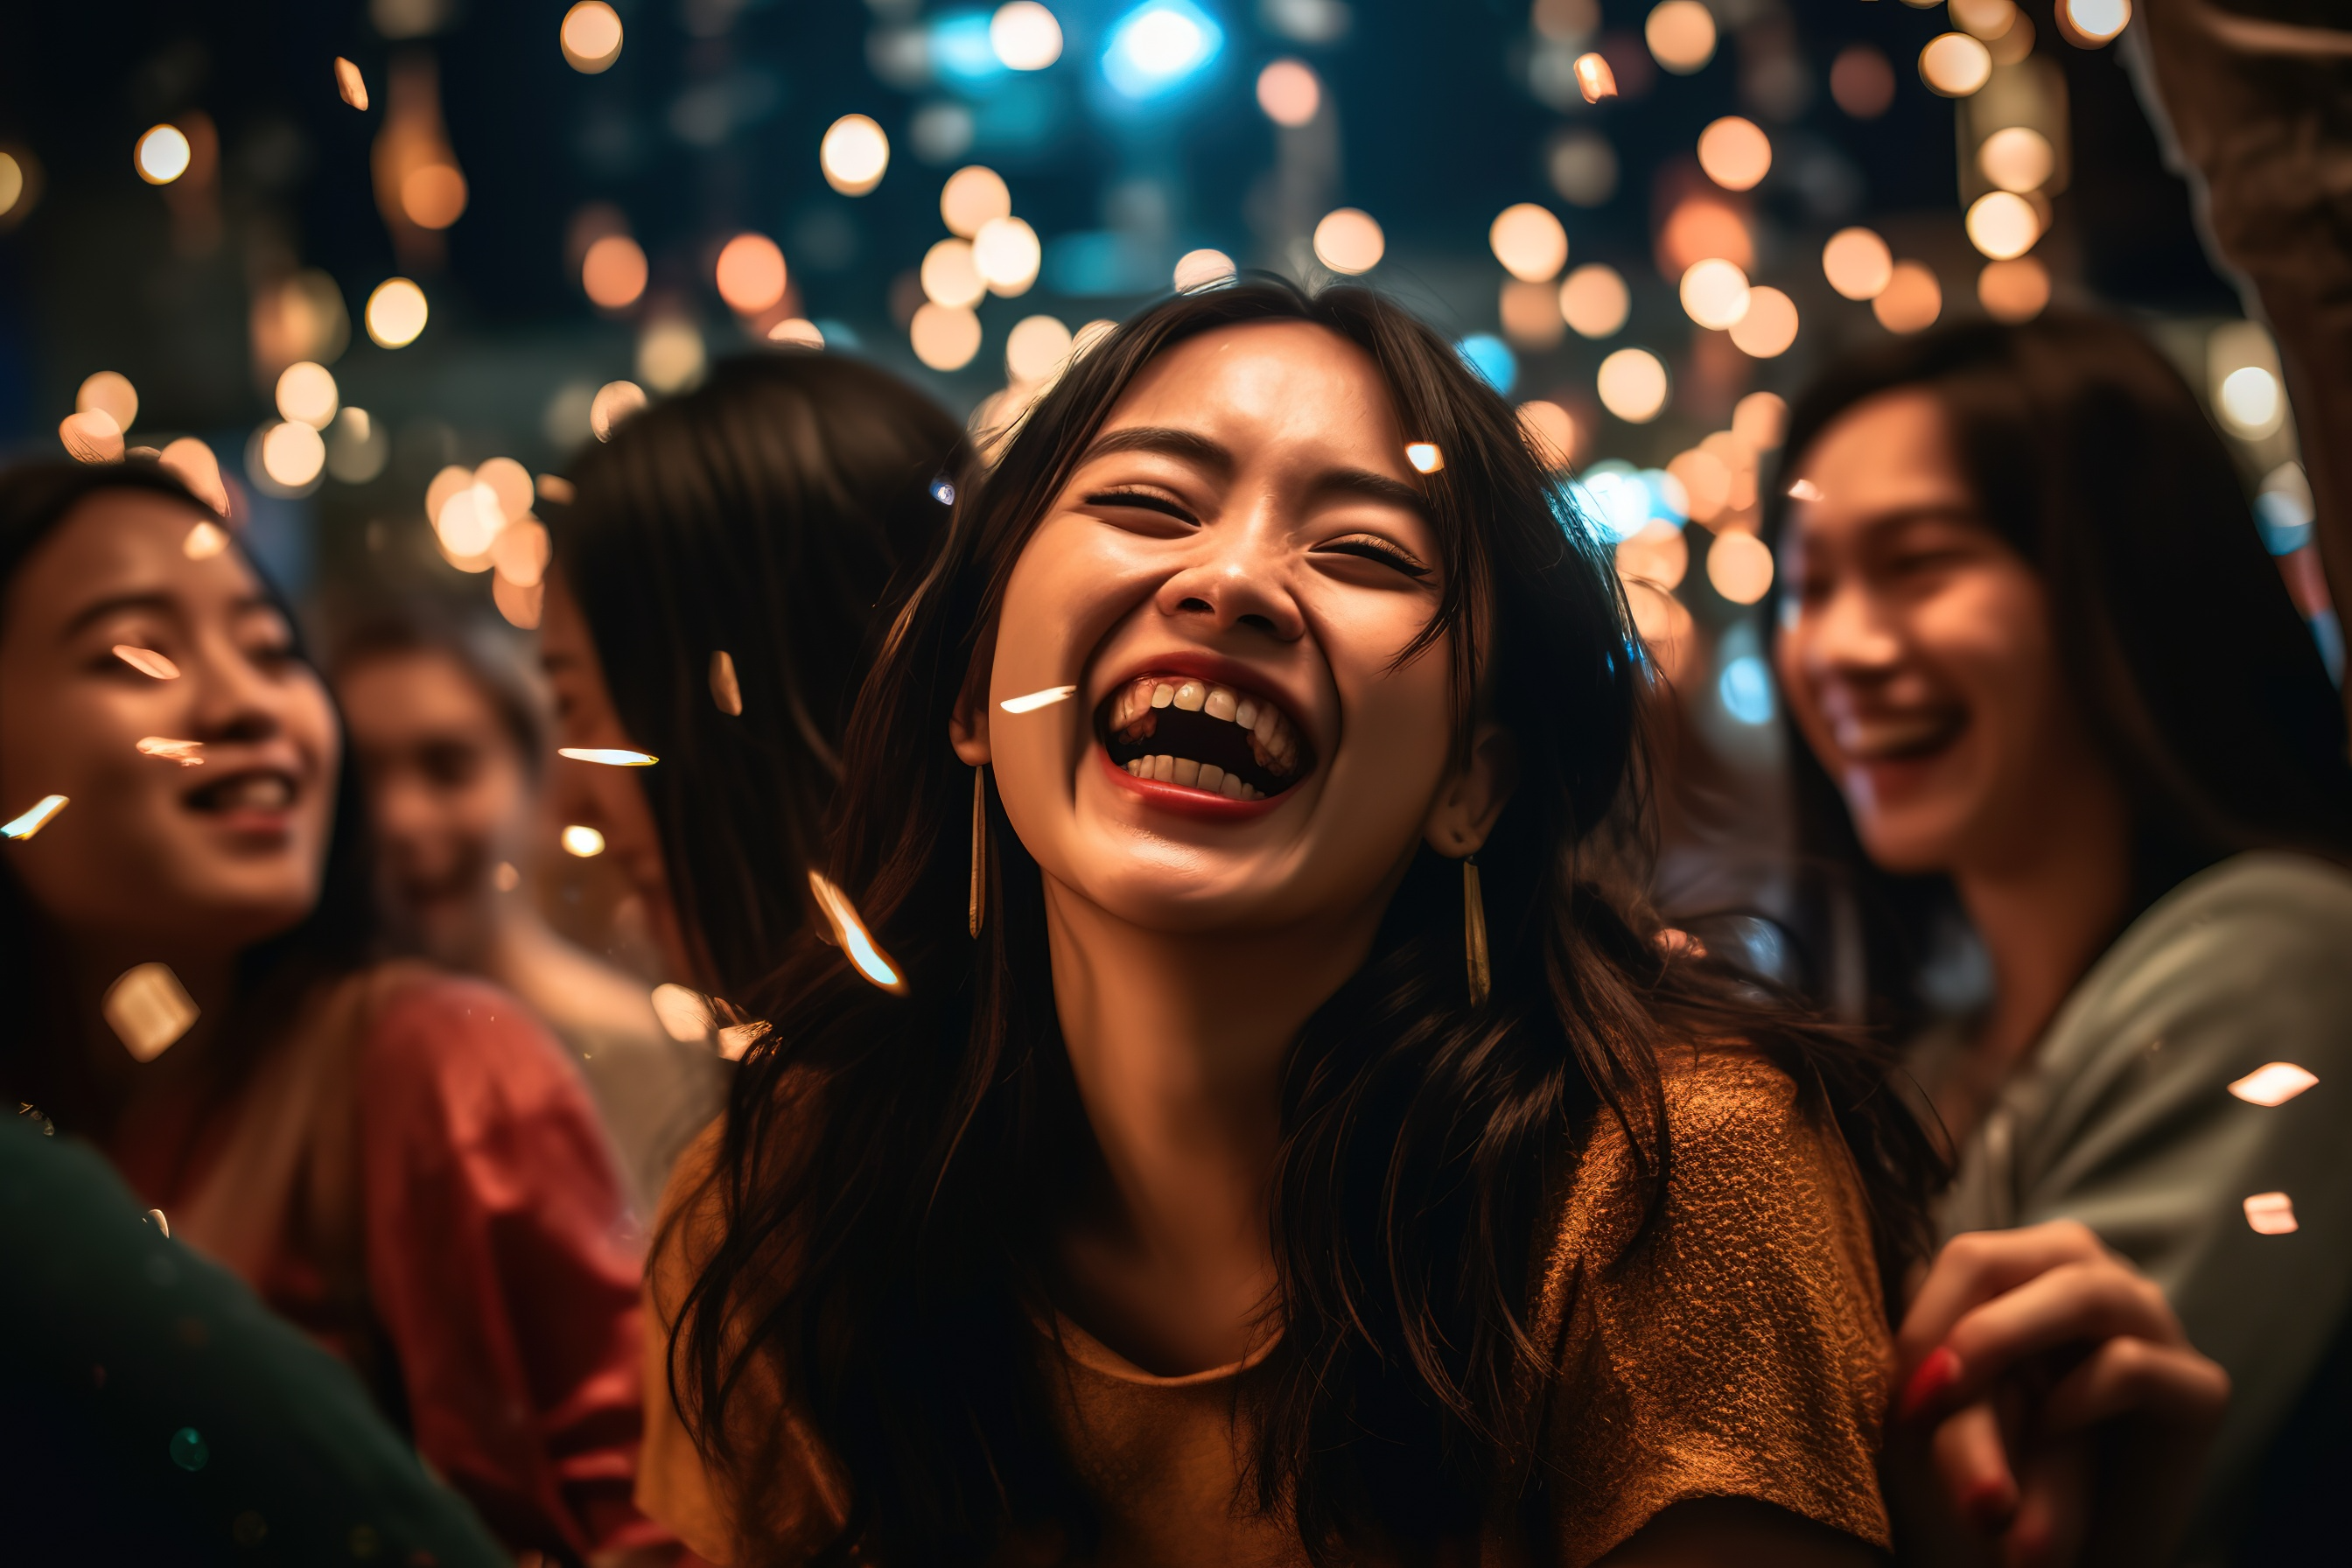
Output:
[1124, 755, 1262, 800]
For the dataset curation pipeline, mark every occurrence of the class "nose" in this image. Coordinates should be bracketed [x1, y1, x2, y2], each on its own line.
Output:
[1152, 516, 1306, 643]
[1792, 578, 1905, 684]
[186, 637, 291, 746]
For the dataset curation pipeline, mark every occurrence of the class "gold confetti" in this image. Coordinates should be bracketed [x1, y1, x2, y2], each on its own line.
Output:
[1000, 684, 1076, 715]
[1405, 443, 1444, 474]
[808, 870, 907, 995]
[556, 746, 657, 766]
[2230, 1062, 2319, 1107]
[113, 645, 181, 680]
[104, 963, 200, 1062]
[710, 650, 743, 716]
[2244, 1192, 2299, 1236]
[1573, 52, 1618, 102]
[1, 794, 67, 840]
[183, 520, 230, 559]
[650, 984, 711, 1041]
[333, 56, 369, 111]
[136, 737, 206, 766]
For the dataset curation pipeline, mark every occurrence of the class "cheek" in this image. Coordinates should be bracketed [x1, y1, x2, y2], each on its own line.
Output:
[1916, 576, 2056, 726]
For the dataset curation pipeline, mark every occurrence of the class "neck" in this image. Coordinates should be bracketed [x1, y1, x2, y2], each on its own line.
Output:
[1951, 790, 2133, 1081]
[1044, 876, 1390, 1375]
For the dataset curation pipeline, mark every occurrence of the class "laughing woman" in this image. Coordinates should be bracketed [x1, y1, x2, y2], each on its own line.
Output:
[634, 281, 1945, 1566]
[0, 461, 664, 1563]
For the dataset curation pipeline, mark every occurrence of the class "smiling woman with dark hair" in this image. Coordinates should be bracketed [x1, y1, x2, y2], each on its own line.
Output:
[0, 459, 668, 1563]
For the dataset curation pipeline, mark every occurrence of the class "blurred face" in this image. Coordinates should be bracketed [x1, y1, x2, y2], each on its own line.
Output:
[0, 490, 339, 957]
[339, 649, 531, 935]
[1774, 389, 2107, 876]
[537, 565, 693, 980]
[968, 320, 1504, 937]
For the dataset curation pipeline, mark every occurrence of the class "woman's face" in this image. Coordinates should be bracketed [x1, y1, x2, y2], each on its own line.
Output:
[1774, 389, 2104, 876]
[0, 489, 339, 957]
[965, 320, 1504, 936]
[338, 648, 532, 940]
[537, 565, 695, 981]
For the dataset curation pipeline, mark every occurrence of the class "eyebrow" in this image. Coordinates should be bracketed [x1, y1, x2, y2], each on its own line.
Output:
[1306, 467, 1431, 522]
[63, 591, 275, 638]
[1076, 427, 1432, 520]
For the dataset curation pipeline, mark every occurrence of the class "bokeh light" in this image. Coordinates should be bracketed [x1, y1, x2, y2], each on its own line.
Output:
[275, 361, 338, 429]
[912, 302, 984, 370]
[60, 410, 123, 464]
[1456, 334, 1516, 393]
[76, 371, 137, 432]
[104, 962, 198, 1062]
[1966, 191, 2040, 259]
[1679, 258, 1751, 331]
[2060, 0, 2131, 46]
[715, 233, 788, 314]
[1873, 261, 1942, 332]
[990, 3, 1064, 70]
[1830, 44, 1895, 118]
[366, 278, 429, 347]
[1005, 314, 1074, 382]
[1645, 0, 1717, 74]
[1619, 518, 1690, 589]
[1979, 126, 2055, 192]
[562, 824, 606, 858]
[1549, 131, 1617, 206]
[638, 318, 706, 393]
[1313, 207, 1384, 274]
[1559, 263, 1630, 338]
[1500, 279, 1565, 348]
[1707, 529, 1774, 604]
[1729, 286, 1797, 357]
[1667, 448, 1731, 522]
[135, 124, 192, 186]
[1517, 400, 1576, 469]
[475, 456, 533, 526]
[1490, 203, 1568, 283]
[1172, 248, 1236, 290]
[402, 164, 467, 229]
[1597, 347, 1670, 423]
[590, 381, 647, 440]
[940, 165, 1012, 237]
[1978, 256, 2051, 321]
[1822, 227, 1894, 300]
[1658, 194, 1753, 273]
[259, 421, 327, 491]
[582, 234, 648, 309]
[1697, 116, 1771, 192]
[1103, 1, 1226, 102]
[326, 408, 388, 483]
[821, 114, 890, 196]
[1953, 0, 2020, 39]
[923, 239, 987, 308]
[1920, 33, 1992, 97]
[2219, 366, 2284, 438]
[0, 151, 23, 218]
[1256, 59, 1320, 126]
[561, 2, 624, 72]
[161, 439, 228, 514]
[1733, 390, 1788, 449]
[973, 215, 1041, 294]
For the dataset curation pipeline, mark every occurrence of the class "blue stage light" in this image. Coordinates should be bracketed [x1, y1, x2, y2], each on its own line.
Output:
[1103, 1, 1225, 101]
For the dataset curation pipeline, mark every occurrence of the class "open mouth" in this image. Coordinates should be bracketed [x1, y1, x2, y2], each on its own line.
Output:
[185, 769, 298, 815]
[1833, 710, 1964, 763]
[1100, 675, 1313, 802]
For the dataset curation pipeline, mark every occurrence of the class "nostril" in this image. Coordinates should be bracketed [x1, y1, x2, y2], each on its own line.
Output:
[1178, 597, 1214, 613]
[1238, 612, 1278, 634]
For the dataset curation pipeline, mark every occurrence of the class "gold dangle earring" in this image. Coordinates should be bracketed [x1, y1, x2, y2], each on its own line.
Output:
[1463, 855, 1491, 1007]
[969, 766, 989, 939]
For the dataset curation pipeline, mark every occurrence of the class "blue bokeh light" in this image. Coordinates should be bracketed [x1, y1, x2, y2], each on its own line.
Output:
[1103, 2, 1225, 101]
[1572, 461, 1687, 542]
[1455, 333, 1516, 393]
[1718, 654, 1775, 726]
[928, 10, 1007, 88]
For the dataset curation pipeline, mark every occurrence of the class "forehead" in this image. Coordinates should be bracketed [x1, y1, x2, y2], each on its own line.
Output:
[1787, 388, 1970, 539]
[1099, 320, 1407, 464]
[7, 488, 262, 628]
[341, 648, 497, 730]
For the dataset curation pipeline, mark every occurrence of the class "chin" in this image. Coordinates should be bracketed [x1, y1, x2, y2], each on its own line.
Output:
[1852, 816, 1964, 878]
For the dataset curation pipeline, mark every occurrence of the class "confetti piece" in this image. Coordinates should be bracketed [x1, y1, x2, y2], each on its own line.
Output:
[1405, 442, 1444, 474]
[105, 962, 200, 1062]
[1000, 684, 1077, 715]
[334, 56, 369, 111]
[183, 521, 229, 559]
[2230, 1061, 2319, 1107]
[2244, 1192, 2299, 1235]
[808, 870, 906, 995]
[1, 794, 67, 840]
[136, 737, 205, 766]
[1788, 478, 1824, 501]
[651, 984, 710, 1041]
[113, 645, 181, 680]
[556, 746, 657, 766]
[710, 650, 744, 716]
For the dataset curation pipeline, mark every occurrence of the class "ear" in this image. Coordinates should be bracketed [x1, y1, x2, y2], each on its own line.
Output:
[948, 630, 997, 766]
[1423, 720, 1516, 858]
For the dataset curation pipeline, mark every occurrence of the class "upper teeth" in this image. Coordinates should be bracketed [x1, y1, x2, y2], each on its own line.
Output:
[215, 774, 292, 809]
[1112, 676, 1302, 778]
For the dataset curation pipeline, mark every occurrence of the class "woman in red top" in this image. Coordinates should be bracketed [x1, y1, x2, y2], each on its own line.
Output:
[0, 458, 663, 1564]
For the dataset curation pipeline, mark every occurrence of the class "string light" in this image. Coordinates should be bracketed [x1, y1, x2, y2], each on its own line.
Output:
[638, 318, 706, 393]
[1312, 207, 1384, 274]
[1697, 116, 1771, 192]
[821, 115, 890, 196]
[1830, 44, 1895, 118]
[1667, 448, 1731, 522]
[366, 278, 429, 347]
[135, 125, 192, 186]
[1618, 518, 1689, 590]
[1501, 279, 1566, 348]
[1558, 263, 1629, 338]
[1597, 348, 1669, 423]
[78, 371, 137, 431]
[259, 422, 326, 490]
[940, 165, 1012, 237]
[402, 163, 466, 228]
[1256, 59, 1320, 125]
[769, 318, 824, 348]
[1490, 204, 1569, 283]
[561, 2, 625, 72]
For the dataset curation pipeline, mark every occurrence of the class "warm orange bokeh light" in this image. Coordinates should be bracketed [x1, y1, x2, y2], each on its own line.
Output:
[1697, 116, 1771, 192]
[715, 233, 788, 314]
[401, 163, 467, 229]
[1873, 261, 1942, 332]
[582, 234, 648, 309]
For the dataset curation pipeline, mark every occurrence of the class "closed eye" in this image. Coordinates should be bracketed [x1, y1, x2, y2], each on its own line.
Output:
[1087, 487, 1198, 524]
[1316, 534, 1431, 580]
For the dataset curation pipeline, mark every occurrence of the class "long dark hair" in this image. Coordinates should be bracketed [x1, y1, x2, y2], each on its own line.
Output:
[1761, 315, 2352, 1037]
[550, 352, 968, 1001]
[675, 280, 1936, 1564]
[0, 459, 375, 1133]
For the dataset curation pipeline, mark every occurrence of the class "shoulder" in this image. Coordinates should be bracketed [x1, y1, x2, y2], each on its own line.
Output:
[356, 964, 604, 1144]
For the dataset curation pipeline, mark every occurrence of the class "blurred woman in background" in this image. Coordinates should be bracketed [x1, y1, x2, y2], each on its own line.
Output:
[332, 607, 720, 1214]
[540, 349, 967, 1012]
[0, 460, 665, 1564]
[1768, 315, 2352, 1558]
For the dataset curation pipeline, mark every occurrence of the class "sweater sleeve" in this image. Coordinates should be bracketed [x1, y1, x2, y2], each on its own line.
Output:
[357, 975, 670, 1564]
